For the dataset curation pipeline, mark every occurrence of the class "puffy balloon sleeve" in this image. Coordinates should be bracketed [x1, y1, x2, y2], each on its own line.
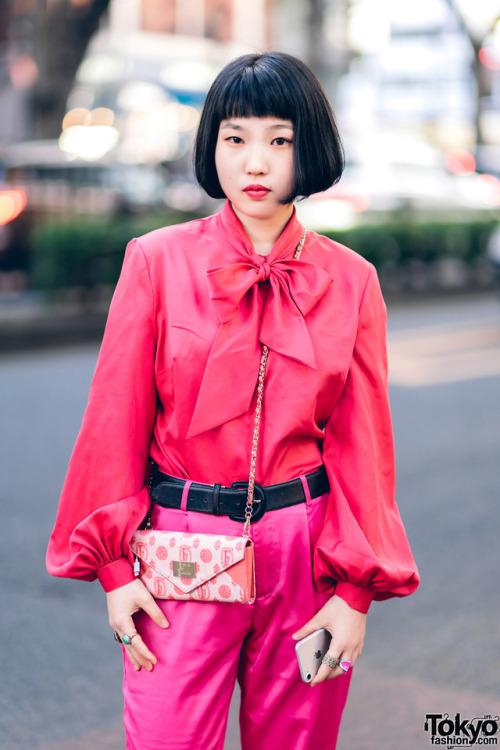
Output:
[314, 265, 419, 613]
[46, 239, 157, 592]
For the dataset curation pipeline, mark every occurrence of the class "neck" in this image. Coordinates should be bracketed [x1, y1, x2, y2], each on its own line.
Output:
[232, 203, 294, 256]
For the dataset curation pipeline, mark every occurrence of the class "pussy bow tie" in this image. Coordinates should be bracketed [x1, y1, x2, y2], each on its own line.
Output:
[186, 215, 334, 438]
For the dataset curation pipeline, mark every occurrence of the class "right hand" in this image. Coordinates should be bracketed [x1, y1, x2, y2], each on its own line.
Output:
[106, 579, 169, 672]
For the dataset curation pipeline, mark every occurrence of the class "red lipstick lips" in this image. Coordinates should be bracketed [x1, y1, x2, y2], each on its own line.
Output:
[244, 184, 270, 199]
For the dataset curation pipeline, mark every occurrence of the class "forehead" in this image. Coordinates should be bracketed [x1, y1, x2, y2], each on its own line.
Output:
[219, 117, 294, 131]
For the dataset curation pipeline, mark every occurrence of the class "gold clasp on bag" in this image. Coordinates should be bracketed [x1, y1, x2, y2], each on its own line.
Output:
[173, 561, 196, 578]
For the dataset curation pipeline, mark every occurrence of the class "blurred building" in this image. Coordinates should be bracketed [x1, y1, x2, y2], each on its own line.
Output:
[118, 0, 271, 48]
[52, 0, 272, 173]
[0, 0, 271, 149]
[2, 0, 276, 218]
[294, 0, 500, 229]
[0, 1, 41, 145]
[2, 0, 500, 225]
[338, 0, 500, 152]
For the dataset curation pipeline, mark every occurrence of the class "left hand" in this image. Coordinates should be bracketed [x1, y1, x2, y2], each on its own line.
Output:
[292, 595, 366, 686]
[106, 579, 169, 672]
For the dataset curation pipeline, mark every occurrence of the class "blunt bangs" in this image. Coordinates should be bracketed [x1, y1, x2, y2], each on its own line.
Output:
[214, 62, 295, 124]
[194, 52, 344, 202]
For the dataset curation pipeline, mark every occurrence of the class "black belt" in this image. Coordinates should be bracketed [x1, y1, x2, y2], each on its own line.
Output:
[149, 464, 329, 524]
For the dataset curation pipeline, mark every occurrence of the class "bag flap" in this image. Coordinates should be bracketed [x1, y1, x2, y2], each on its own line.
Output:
[131, 531, 251, 594]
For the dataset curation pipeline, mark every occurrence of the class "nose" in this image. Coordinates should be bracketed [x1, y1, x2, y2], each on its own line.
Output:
[245, 143, 268, 175]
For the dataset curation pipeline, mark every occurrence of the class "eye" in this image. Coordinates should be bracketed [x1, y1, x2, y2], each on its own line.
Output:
[226, 136, 243, 144]
[272, 137, 292, 146]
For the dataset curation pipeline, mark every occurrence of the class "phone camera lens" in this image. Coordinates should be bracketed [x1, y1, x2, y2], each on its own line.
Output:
[306, 673, 312, 681]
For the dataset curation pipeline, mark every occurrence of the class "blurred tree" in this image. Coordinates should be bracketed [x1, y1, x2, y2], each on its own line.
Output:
[445, 0, 499, 145]
[0, 3, 11, 47]
[306, 0, 326, 76]
[303, 0, 351, 104]
[31, 0, 110, 138]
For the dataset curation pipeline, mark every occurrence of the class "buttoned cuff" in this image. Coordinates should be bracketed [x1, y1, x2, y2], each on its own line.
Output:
[334, 581, 375, 614]
[96, 557, 135, 593]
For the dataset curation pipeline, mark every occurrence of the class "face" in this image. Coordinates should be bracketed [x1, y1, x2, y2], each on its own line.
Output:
[214, 116, 295, 223]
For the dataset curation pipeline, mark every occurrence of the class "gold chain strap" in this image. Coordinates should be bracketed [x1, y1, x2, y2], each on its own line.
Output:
[242, 230, 307, 536]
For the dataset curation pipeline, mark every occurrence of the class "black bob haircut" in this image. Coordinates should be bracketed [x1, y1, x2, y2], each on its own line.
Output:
[194, 51, 344, 204]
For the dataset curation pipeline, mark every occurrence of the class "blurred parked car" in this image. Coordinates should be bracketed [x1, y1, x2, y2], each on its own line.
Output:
[2, 139, 201, 215]
[0, 185, 27, 227]
[0, 137, 211, 283]
[0, 164, 29, 282]
[486, 224, 500, 286]
[298, 134, 500, 230]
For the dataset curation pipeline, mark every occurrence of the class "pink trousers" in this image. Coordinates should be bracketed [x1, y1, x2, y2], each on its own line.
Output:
[123, 478, 352, 750]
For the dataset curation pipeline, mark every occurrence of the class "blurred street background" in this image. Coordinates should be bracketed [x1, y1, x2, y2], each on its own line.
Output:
[0, 1, 499, 749]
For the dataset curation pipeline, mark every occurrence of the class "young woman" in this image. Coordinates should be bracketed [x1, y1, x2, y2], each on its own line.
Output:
[47, 52, 419, 750]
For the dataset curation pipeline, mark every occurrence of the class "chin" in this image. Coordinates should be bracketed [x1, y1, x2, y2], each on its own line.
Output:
[235, 196, 289, 218]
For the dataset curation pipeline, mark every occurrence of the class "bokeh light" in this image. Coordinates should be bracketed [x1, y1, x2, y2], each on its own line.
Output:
[0, 189, 27, 226]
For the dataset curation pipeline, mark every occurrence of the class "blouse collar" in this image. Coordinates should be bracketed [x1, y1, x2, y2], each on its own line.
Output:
[216, 199, 305, 263]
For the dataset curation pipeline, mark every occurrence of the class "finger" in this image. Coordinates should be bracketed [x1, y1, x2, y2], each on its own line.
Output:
[130, 633, 157, 664]
[119, 635, 156, 672]
[127, 633, 157, 668]
[139, 594, 169, 630]
[325, 656, 353, 681]
[336, 657, 353, 677]
[315, 652, 356, 685]
[310, 644, 350, 686]
[113, 630, 142, 671]
[311, 652, 339, 687]
[311, 662, 335, 686]
[292, 618, 323, 642]
[124, 647, 142, 672]
[115, 617, 157, 670]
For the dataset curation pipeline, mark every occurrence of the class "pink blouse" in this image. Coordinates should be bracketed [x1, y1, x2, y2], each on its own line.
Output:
[46, 201, 419, 613]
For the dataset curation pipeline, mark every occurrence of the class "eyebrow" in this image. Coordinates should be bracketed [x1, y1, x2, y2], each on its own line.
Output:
[220, 121, 294, 131]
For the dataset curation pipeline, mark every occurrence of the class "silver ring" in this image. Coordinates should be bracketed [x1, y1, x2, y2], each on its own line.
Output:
[322, 654, 340, 669]
[114, 631, 137, 646]
[121, 632, 138, 646]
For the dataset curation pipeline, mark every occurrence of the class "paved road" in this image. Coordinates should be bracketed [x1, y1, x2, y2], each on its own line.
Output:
[1, 294, 499, 750]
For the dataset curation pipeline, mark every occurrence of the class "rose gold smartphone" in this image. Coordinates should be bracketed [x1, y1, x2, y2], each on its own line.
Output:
[295, 628, 332, 683]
